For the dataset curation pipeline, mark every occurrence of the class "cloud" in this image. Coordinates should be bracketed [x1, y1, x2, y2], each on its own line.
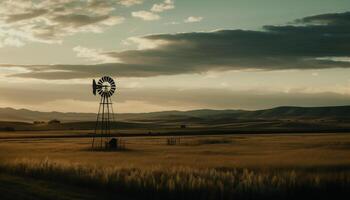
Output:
[118, 0, 143, 7]
[311, 72, 319, 77]
[0, 36, 25, 47]
[184, 16, 203, 23]
[53, 14, 112, 27]
[6, 8, 48, 23]
[151, 0, 175, 13]
[295, 12, 350, 25]
[73, 46, 120, 63]
[132, 10, 160, 21]
[125, 37, 170, 50]
[3, 11, 350, 79]
[0, 0, 125, 47]
[132, 0, 174, 21]
[165, 21, 180, 25]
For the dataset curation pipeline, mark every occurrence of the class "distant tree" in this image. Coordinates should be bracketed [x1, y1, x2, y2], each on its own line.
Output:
[1, 127, 15, 131]
[48, 119, 61, 124]
[33, 121, 45, 124]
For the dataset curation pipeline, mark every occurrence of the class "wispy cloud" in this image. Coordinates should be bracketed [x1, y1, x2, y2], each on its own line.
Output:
[0, 35, 25, 47]
[151, 0, 175, 13]
[118, 0, 144, 7]
[184, 16, 203, 23]
[0, 0, 125, 47]
[132, 10, 160, 21]
[125, 37, 170, 50]
[73, 46, 120, 63]
[132, 0, 175, 21]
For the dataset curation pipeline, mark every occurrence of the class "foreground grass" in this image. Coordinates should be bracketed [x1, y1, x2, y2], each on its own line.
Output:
[0, 173, 127, 200]
[1, 159, 350, 200]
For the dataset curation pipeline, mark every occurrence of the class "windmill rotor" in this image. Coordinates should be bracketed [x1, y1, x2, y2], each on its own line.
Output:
[93, 76, 116, 98]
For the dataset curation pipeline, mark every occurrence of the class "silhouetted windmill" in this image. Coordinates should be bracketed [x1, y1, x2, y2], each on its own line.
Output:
[91, 76, 116, 149]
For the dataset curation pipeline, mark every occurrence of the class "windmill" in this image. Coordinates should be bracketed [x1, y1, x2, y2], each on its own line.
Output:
[91, 76, 116, 149]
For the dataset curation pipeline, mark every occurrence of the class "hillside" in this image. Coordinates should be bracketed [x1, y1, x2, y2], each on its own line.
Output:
[1, 106, 350, 123]
[1, 105, 350, 134]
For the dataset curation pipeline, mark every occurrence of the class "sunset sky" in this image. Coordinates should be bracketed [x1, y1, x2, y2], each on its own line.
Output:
[1, 0, 350, 113]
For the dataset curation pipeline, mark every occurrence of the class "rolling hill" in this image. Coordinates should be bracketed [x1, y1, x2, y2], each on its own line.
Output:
[1, 106, 350, 123]
[1, 106, 350, 133]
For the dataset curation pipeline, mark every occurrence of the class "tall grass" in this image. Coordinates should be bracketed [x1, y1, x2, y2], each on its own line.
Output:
[1, 158, 349, 200]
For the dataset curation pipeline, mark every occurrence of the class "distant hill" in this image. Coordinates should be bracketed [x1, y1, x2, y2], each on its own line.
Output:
[237, 106, 350, 120]
[0, 107, 96, 122]
[1, 106, 350, 123]
[1, 106, 350, 133]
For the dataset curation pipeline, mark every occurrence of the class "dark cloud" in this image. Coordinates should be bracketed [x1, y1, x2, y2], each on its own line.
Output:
[53, 14, 110, 27]
[6, 9, 48, 23]
[296, 12, 350, 25]
[4, 11, 350, 79]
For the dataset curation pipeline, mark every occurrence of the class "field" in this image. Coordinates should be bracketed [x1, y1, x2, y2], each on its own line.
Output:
[0, 132, 350, 199]
[1, 132, 350, 168]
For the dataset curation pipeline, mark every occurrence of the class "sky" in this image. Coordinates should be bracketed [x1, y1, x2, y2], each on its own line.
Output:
[1, 0, 350, 113]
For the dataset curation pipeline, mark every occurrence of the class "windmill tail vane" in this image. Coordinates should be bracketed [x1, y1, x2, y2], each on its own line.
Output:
[92, 79, 97, 96]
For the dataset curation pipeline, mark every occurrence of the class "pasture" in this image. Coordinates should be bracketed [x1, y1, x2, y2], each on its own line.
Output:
[0, 132, 350, 199]
[1, 133, 350, 168]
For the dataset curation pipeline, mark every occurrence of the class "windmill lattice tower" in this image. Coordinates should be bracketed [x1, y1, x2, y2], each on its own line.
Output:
[91, 76, 116, 149]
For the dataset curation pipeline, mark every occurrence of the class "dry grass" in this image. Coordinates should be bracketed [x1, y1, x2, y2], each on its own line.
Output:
[1, 158, 349, 200]
[2, 133, 350, 169]
[1, 133, 350, 199]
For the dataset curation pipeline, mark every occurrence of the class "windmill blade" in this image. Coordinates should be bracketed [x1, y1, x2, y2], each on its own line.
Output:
[108, 91, 113, 97]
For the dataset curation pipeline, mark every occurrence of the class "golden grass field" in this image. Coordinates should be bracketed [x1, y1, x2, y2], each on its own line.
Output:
[1, 132, 350, 199]
[1, 133, 350, 168]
